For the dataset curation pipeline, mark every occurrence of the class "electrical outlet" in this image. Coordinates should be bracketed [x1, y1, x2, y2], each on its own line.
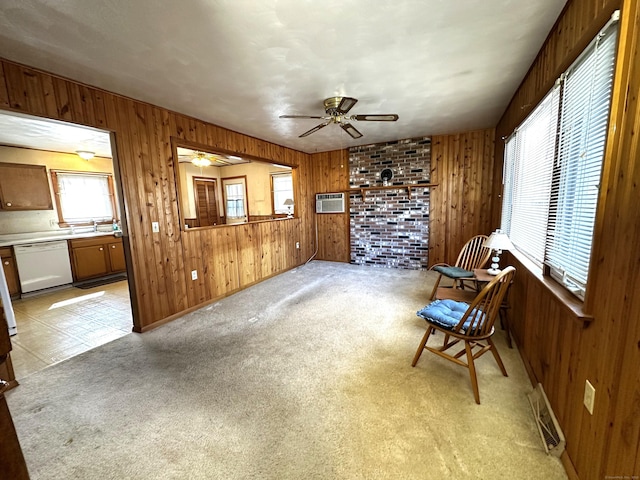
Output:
[152, 221, 160, 233]
[296, 242, 300, 249]
[191, 270, 198, 280]
[584, 380, 595, 415]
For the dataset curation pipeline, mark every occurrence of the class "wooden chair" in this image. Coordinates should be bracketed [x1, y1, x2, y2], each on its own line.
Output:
[412, 266, 516, 404]
[429, 235, 491, 300]
[432, 268, 515, 349]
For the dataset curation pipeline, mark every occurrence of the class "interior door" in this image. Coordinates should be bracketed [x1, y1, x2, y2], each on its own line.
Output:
[222, 176, 248, 224]
[194, 177, 220, 227]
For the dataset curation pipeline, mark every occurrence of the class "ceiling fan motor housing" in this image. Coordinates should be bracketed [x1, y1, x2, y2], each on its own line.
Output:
[324, 96, 357, 115]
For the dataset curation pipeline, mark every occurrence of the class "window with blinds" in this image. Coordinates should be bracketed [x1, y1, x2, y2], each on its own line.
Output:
[501, 17, 618, 300]
[545, 22, 618, 298]
[502, 87, 559, 266]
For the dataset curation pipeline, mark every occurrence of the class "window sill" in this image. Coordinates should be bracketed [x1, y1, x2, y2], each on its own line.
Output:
[507, 249, 594, 327]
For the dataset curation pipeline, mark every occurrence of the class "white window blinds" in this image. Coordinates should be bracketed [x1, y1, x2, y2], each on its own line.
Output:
[502, 87, 559, 266]
[545, 22, 618, 299]
[501, 15, 618, 299]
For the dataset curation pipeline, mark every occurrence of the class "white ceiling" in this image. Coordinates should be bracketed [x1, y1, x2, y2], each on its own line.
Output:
[0, 0, 566, 154]
[0, 110, 112, 157]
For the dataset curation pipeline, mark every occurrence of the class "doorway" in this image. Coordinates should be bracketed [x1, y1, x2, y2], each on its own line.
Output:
[0, 110, 135, 379]
[194, 177, 220, 227]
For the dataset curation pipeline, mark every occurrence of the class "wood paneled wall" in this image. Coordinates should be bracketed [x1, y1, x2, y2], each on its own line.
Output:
[310, 150, 350, 263]
[429, 129, 496, 266]
[309, 130, 497, 268]
[0, 59, 315, 331]
[495, 0, 640, 477]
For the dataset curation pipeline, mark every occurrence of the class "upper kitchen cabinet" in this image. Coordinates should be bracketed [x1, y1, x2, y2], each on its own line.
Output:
[0, 163, 53, 210]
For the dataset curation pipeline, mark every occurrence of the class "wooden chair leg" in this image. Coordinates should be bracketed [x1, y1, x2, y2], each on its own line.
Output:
[487, 338, 508, 377]
[412, 327, 434, 367]
[465, 341, 480, 404]
[429, 274, 443, 300]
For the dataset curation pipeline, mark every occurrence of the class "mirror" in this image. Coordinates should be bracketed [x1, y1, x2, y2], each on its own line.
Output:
[171, 139, 296, 230]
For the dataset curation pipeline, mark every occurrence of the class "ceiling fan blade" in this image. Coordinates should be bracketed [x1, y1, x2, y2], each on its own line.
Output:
[341, 123, 363, 139]
[299, 122, 329, 137]
[280, 115, 326, 119]
[352, 114, 399, 122]
[337, 97, 358, 114]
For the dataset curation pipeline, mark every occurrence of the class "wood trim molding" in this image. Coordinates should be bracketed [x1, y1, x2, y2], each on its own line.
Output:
[507, 249, 594, 325]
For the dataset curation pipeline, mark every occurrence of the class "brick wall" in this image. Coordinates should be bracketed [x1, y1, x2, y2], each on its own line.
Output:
[349, 137, 431, 269]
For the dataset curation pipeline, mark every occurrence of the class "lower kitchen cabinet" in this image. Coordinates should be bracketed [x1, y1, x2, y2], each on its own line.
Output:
[69, 237, 126, 281]
[107, 240, 126, 272]
[0, 248, 20, 298]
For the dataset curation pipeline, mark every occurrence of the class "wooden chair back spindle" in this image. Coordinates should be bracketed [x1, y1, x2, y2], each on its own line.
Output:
[455, 234, 491, 270]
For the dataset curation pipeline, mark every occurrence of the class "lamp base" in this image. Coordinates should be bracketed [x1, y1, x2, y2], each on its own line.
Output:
[486, 268, 501, 275]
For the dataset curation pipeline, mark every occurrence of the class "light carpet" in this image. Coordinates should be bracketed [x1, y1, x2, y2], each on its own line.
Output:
[7, 261, 567, 479]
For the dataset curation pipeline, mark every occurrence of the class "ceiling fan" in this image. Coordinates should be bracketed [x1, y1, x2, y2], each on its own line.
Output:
[279, 97, 399, 139]
[176, 148, 249, 167]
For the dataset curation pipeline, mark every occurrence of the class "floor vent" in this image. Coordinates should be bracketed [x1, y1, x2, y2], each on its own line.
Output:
[527, 383, 566, 457]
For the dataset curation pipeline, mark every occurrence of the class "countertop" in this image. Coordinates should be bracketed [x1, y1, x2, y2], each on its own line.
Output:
[0, 229, 122, 248]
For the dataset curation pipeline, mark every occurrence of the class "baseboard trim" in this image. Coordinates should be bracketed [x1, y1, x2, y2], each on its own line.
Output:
[561, 451, 579, 480]
[134, 263, 303, 333]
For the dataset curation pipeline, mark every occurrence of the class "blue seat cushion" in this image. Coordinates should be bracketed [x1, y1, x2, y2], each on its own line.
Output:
[432, 265, 474, 279]
[417, 299, 484, 333]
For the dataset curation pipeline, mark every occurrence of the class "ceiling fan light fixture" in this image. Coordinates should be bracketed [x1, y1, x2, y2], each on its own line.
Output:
[192, 157, 212, 168]
[191, 151, 212, 168]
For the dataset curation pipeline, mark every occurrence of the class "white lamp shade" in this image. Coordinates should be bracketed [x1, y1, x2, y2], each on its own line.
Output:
[484, 229, 514, 251]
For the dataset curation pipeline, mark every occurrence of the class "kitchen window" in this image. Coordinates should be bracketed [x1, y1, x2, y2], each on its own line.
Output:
[501, 17, 618, 300]
[51, 170, 116, 226]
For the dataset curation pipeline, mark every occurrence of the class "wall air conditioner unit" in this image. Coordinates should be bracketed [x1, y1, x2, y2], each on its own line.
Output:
[316, 193, 345, 213]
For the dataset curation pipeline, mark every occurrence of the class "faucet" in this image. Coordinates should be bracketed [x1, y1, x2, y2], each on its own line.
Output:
[93, 220, 98, 232]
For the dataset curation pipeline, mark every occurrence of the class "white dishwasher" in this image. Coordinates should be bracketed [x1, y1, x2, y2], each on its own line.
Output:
[14, 240, 74, 293]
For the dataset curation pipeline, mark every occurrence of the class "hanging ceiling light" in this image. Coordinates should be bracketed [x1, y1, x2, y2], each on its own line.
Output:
[191, 151, 212, 168]
[76, 150, 95, 160]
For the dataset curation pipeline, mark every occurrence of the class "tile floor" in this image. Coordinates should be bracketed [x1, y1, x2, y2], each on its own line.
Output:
[8, 280, 133, 379]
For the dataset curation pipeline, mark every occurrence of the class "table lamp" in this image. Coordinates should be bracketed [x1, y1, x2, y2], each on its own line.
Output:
[483, 229, 514, 275]
[283, 198, 294, 218]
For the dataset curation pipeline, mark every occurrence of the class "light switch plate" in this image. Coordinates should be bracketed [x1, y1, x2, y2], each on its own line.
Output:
[152, 221, 160, 233]
[584, 380, 595, 415]
[191, 270, 198, 280]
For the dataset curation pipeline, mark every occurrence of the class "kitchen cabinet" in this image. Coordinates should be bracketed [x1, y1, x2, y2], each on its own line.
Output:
[0, 248, 20, 298]
[0, 163, 53, 211]
[107, 240, 126, 272]
[69, 236, 126, 281]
